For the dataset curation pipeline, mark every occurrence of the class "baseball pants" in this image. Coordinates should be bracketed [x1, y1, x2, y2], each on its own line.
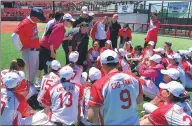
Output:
[142, 84, 159, 99]
[143, 103, 158, 114]
[22, 49, 39, 83]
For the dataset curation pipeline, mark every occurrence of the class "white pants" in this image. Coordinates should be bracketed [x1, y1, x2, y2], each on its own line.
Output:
[21, 110, 51, 125]
[22, 49, 39, 83]
[26, 84, 38, 99]
[142, 83, 159, 99]
[143, 103, 158, 114]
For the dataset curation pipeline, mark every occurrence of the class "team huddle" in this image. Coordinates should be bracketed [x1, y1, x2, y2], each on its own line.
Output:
[1, 6, 192, 125]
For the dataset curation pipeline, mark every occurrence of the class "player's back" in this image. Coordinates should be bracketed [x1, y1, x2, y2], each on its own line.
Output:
[1, 89, 22, 125]
[40, 72, 60, 91]
[49, 81, 82, 125]
[70, 65, 83, 84]
[99, 72, 140, 125]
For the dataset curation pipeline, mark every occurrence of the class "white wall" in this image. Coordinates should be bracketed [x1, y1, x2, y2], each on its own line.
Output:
[118, 13, 148, 32]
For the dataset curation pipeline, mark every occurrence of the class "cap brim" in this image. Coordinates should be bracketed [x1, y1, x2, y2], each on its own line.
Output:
[71, 18, 76, 22]
[160, 69, 168, 75]
[83, 11, 88, 14]
[159, 83, 169, 89]
[153, 49, 159, 52]
[167, 55, 173, 59]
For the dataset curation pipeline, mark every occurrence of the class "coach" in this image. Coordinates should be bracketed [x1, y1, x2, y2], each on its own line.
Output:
[66, 22, 90, 65]
[144, 12, 160, 48]
[35, 13, 75, 87]
[11, 8, 46, 83]
[109, 14, 121, 48]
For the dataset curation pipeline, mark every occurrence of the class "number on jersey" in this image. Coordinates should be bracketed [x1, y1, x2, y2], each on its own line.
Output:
[59, 92, 73, 108]
[41, 79, 54, 90]
[120, 89, 132, 109]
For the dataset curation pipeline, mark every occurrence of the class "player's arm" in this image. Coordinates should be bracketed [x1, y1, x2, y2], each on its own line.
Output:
[140, 116, 153, 125]
[43, 105, 50, 115]
[88, 106, 100, 124]
[11, 33, 23, 51]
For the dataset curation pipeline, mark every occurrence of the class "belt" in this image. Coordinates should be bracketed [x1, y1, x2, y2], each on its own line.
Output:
[30, 48, 39, 51]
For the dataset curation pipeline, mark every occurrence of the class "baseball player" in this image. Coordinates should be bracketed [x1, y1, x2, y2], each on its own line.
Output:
[143, 68, 181, 114]
[88, 49, 143, 125]
[87, 41, 100, 68]
[140, 81, 192, 125]
[117, 48, 131, 72]
[38, 60, 61, 101]
[39, 66, 83, 125]
[11, 8, 46, 83]
[81, 67, 101, 125]
[1, 71, 49, 125]
[68, 51, 83, 85]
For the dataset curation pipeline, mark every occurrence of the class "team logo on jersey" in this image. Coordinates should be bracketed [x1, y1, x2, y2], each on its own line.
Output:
[32, 26, 39, 40]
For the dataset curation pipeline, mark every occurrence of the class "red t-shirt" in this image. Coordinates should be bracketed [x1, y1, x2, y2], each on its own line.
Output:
[14, 18, 40, 49]
[118, 28, 132, 40]
[145, 20, 160, 43]
[40, 23, 66, 51]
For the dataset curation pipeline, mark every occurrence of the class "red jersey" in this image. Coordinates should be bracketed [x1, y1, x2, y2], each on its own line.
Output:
[14, 18, 40, 49]
[118, 28, 132, 40]
[145, 20, 160, 43]
[40, 23, 66, 51]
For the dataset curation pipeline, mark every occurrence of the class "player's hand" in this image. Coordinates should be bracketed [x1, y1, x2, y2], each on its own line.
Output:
[140, 114, 150, 121]
[68, 35, 73, 40]
[20, 47, 28, 52]
[50, 52, 56, 59]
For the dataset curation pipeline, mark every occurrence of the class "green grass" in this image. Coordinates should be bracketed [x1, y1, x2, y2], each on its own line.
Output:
[1, 23, 192, 118]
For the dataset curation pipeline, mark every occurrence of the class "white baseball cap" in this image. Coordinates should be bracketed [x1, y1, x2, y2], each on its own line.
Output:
[126, 41, 132, 45]
[81, 6, 88, 14]
[59, 66, 74, 81]
[185, 50, 192, 57]
[50, 60, 61, 71]
[153, 47, 165, 54]
[161, 68, 180, 80]
[100, 49, 119, 64]
[2, 72, 22, 89]
[149, 54, 162, 63]
[177, 50, 186, 56]
[63, 13, 75, 22]
[89, 67, 101, 81]
[69, 51, 79, 63]
[148, 41, 155, 46]
[106, 40, 112, 45]
[167, 53, 182, 63]
[81, 72, 88, 84]
[89, 12, 94, 16]
[118, 48, 127, 57]
[159, 81, 185, 97]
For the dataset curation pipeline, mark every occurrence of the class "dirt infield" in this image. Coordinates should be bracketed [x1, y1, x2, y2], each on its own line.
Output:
[1, 21, 44, 34]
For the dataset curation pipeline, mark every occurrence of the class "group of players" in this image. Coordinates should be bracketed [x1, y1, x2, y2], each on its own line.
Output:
[1, 6, 192, 126]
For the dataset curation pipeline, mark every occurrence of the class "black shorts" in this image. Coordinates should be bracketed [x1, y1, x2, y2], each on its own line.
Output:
[38, 46, 54, 71]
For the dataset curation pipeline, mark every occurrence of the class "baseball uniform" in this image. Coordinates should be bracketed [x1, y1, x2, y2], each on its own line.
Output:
[40, 82, 83, 125]
[119, 58, 131, 73]
[70, 65, 83, 85]
[181, 60, 192, 88]
[38, 72, 60, 102]
[0, 69, 9, 86]
[89, 71, 142, 125]
[87, 48, 100, 68]
[148, 102, 192, 125]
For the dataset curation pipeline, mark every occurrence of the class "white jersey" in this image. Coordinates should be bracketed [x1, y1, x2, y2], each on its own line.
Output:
[38, 72, 60, 102]
[148, 102, 192, 125]
[70, 65, 83, 84]
[1, 69, 9, 85]
[89, 71, 142, 125]
[40, 82, 83, 125]
[119, 58, 131, 72]
[1, 89, 29, 125]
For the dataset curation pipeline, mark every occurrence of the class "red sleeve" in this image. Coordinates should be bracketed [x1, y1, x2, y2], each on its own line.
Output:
[79, 85, 84, 101]
[106, 28, 110, 40]
[127, 29, 132, 40]
[138, 79, 143, 95]
[182, 61, 191, 73]
[40, 89, 51, 106]
[91, 21, 99, 39]
[148, 108, 168, 126]
[139, 64, 158, 78]
[88, 80, 104, 107]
